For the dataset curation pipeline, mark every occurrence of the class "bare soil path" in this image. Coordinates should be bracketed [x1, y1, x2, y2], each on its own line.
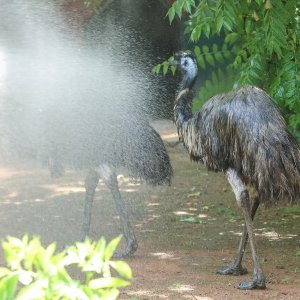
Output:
[0, 120, 299, 299]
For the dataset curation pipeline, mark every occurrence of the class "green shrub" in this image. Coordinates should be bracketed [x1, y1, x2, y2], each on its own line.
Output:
[0, 235, 132, 300]
[155, 0, 299, 139]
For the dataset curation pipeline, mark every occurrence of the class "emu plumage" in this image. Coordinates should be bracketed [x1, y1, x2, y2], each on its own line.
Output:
[1, 105, 172, 257]
[171, 51, 300, 289]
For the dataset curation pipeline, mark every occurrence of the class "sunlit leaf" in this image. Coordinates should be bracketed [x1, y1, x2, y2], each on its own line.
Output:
[89, 277, 130, 289]
[104, 236, 122, 261]
[110, 261, 133, 280]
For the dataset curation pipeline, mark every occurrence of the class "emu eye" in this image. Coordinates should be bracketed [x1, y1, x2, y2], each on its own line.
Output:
[183, 60, 188, 66]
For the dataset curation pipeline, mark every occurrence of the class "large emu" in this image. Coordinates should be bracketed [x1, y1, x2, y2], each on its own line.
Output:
[170, 51, 300, 289]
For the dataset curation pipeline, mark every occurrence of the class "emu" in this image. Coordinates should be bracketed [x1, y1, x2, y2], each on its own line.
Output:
[170, 51, 300, 289]
[76, 116, 172, 257]
[2, 107, 172, 258]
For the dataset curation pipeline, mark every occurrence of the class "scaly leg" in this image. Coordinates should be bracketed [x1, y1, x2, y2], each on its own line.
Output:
[224, 169, 266, 289]
[99, 164, 138, 258]
[217, 197, 260, 276]
[80, 170, 100, 241]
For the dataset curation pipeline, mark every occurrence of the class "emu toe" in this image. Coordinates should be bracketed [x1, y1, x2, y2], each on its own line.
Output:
[217, 262, 248, 276]
[238, 268, 266, 290]
[238, 279, 266, 290]
[113, 239, 138, 258]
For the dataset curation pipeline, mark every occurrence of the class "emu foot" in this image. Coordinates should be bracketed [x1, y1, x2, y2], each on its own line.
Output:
[217, 261, 248, 276]
[113, 239, 138, 258]
[238, 268, 266, 290]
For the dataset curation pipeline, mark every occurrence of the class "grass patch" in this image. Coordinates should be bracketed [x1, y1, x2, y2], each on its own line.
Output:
[277, 205, 300, 216]
[216, 206, 242, 221]
[178, 216, 208, 224]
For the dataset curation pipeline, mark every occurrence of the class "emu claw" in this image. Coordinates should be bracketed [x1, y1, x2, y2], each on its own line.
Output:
[238, 280, 266, 290]
[238, 267, 266, 290]
[113, 240, 138, 258]
[217, 264, 248, 276]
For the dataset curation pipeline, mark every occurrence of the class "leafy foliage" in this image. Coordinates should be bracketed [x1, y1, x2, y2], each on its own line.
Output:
[0, 235, 132, 300]
[156, 0, 299, 138]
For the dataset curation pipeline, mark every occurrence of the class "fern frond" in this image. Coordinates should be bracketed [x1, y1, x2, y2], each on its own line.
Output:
[215, 0, 241, 33]
[270, 52, 299, 109]
[193, 68, 236, 111]
[263, 0, 289, 57]
[166, 0, 196, 23]
[193, 43, 233, 70]
[235, 53, 265, 87]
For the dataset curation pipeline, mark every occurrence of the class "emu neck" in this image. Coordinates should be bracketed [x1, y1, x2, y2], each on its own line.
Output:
[180, 70, 197, 91]
[174, 71, 197, 129]
[174, 88, 193, 129]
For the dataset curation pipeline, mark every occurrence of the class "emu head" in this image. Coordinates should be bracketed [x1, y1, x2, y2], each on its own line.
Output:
[170, 51, 198, 89]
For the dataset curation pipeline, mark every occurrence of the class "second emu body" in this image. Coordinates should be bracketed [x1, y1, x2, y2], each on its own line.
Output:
[170, 51, 300, 289]
[2, 107, 172, 258]
[79, 116, 172, 257]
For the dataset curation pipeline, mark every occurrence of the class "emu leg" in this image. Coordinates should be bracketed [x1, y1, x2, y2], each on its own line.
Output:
[80, 170, 100, 241]
[99, 165, 138, 258]
[225, 169, 266, 290]
[217, 197, 260, 276]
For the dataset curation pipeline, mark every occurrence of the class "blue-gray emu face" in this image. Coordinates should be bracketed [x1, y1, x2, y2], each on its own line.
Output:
[172, 51, 198, 76]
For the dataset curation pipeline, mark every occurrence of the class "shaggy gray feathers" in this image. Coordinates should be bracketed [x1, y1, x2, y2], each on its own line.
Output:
[175, 85, 300, 203]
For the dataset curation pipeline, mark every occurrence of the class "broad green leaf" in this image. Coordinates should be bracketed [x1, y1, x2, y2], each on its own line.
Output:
[215, 52, 224, 64]
[194, 46, 201, 57]
[203, 24, 211, 38]
[89, 277, 130, 289]
[163, 62, 169, 75]
[110, 261, 133, 280]
[205, 53, 215, 66]
[215, 16, 224, 33]
[202, 45, 209, 53]
[104, 236, 122, 261]
[16, 281, 45, 300]
[191, 25, 201, 41]
[0, 275, 18, 300]
[0, 268, 11, 279]
[196, 55, 206, 69]
[167, 6, 176, 24]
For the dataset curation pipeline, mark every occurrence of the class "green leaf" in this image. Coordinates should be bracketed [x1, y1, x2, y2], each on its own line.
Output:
[45, 243, 56, 261]
[205, 53, 215, 66]
[215, 16, 224, 33]
[191, 25, 201, 41]
[202, 45, 209, 53]
[196, 55, 206, 69]
[194, 46, 201, 57]
[89, 277, 130, 289]
[215, 52, 224, 64]
[225, 32, 239, 44]
[0, 268, 11, 279]
[104, 236, 122, 261]
[0, 274, 18, 300]
[175, 0, 184, 19]
[110, 261, 132, 280]
[163, 62, 169, 75]
[170, 65, 176, 75]
[152, 64, 161, 74]
[203, 23, 211, 38]
[16, 281, 45, 300]
[167, 6, 176, 24]
[184, 1, 192, 14]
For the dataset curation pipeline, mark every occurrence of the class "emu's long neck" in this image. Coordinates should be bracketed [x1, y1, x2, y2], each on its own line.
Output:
[174, 71, 197, 130]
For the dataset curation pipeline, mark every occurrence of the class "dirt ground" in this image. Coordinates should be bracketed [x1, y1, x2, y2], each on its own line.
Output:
[0, 120, 299, 299]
